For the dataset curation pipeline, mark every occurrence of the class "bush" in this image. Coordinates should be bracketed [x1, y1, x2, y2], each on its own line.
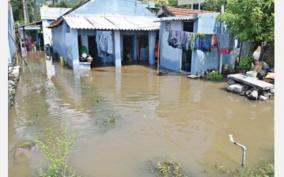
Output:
[207, 71, 223, 81]
[238, 57, 253, 71]
[36, 128, 81, 177]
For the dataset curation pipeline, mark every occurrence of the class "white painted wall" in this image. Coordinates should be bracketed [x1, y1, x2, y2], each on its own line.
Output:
[42, 20, 53, 46]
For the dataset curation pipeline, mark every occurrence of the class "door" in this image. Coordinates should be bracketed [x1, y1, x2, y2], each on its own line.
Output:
[122, 35, 134, 64]
[88, 35, 98, 67]
[182, 21, 194, 72]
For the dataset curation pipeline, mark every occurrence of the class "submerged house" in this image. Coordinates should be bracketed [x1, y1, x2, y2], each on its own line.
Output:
[157, 7, 235, 74]
[40, 6, 71, 47]
[49, 0, 160, 70]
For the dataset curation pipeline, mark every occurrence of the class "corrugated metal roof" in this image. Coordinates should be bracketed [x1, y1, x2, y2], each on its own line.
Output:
[63, 15, 160, 31]
[40, 6, 71, 20]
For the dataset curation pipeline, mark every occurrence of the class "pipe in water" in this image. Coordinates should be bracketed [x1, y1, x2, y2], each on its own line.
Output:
[229, 134, 247, 167]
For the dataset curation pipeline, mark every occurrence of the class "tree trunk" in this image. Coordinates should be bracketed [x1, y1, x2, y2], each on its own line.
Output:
[22, 0, 29, 24]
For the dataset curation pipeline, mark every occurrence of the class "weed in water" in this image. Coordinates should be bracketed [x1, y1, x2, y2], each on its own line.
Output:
[17, 140, 36, 150]
[103, 116, 116, 128]
[150, 160, 189, 177]
[36, 128, 81, 177]
[214, 162, 274, 177]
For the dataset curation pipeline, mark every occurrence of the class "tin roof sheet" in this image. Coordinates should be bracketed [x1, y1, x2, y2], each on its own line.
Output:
[63, 15, 160, 31]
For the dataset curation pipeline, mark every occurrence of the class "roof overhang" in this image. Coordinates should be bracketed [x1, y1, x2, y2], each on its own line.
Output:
[157, 15, 197, 22]
[50, 15, 160, 31]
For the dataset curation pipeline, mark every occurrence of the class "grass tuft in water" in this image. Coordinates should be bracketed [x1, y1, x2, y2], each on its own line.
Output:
[149, 160, 189, 177]
[17, 140, 36, 149]
[36, 128, 81, 177]
[214, 162, 274, 177]
[103, 116, 116, 129]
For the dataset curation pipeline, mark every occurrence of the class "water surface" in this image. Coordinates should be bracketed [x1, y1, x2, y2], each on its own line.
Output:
[9, 53, 274, 177]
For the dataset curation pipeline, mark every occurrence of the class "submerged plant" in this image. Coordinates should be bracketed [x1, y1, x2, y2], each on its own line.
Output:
[103, 116, 116, 129]
[36, 128, 81, 177]
[150, 160, 189, 177]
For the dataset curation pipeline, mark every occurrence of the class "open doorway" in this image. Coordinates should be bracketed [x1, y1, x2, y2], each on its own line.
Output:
[122, 35, 134, 64]
[182, 21, 194, 72]
[137, 34, 148, 63]
[88, 35, 98, 67]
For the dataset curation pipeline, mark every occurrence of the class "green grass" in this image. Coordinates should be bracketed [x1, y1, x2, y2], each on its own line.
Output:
[207, 71, 223, 81]
[150, 160, 189, 177]
[214, 162, 274, 177]
[36, 128, 81, 177]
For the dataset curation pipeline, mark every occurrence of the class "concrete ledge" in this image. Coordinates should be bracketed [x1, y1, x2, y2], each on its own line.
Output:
[79, 62, 91, 70]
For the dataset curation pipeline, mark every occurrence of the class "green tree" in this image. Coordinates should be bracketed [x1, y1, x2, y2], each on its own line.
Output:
[48, 1, 70, 7]
[218, 0, 274, 43]
[203, 0, 227, 12]
[168, 0, 177, 6]
[11, 0, 40, 25]
[154, 0, 169, 6]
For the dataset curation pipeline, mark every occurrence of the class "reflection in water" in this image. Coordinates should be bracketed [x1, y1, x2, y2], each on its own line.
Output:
[9, 53, 274, 177]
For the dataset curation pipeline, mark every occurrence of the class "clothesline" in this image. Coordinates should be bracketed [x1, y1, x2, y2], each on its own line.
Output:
[167, 30, 233, 53]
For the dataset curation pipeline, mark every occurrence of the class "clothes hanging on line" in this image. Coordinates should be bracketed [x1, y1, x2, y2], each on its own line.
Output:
[96, 30, 113, 58]
[168, 30, 184, 49]
[168, 30, 234, 53]
[217, 33, 234, 54]
[188, 33, 196, 50]
[219, 49, 230, 54]
[195, 33, 212, 52]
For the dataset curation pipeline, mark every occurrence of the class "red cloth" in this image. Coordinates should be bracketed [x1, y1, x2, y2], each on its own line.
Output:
[155, 41, 160, 58]
[219, 48, 230, 54]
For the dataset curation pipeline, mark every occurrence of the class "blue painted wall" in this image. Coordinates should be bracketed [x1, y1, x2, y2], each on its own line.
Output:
[8, 3, 17, 64]
[52, 22, 67, 61]
[52, 22, 79, 68]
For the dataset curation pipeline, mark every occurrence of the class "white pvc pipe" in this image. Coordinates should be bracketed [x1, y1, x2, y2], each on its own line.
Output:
[229, 134, 247, 167]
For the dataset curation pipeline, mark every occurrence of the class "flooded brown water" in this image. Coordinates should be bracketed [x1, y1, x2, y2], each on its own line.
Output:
[9, 52, 274, 177]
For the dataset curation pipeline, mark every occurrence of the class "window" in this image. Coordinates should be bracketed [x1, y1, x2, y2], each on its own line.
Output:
[193, 3, 199, 10]
[183, 21, 194, 32]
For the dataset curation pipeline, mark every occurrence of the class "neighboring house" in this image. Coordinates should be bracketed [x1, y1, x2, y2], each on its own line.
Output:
[49, 0, 160, 70]
[40, 6, 71, 47]
[18, 21, 44, 52]
[8, 1, 17, 65]
[157, 6, 235, 74]
[177, 0, 205, 10]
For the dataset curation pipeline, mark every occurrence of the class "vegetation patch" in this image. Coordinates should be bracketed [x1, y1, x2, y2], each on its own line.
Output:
[149, 160, 189, 177]
[36, 128, 81, 177]
[103, 116, 117, 129]
[214, 162, 274, 177]
[207, 70, 223, 81]
[17, 140, 36, 150]
[237, 57, 253, 72]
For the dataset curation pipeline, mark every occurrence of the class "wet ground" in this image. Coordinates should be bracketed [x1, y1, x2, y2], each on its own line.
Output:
[9, 52, 274, 177]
